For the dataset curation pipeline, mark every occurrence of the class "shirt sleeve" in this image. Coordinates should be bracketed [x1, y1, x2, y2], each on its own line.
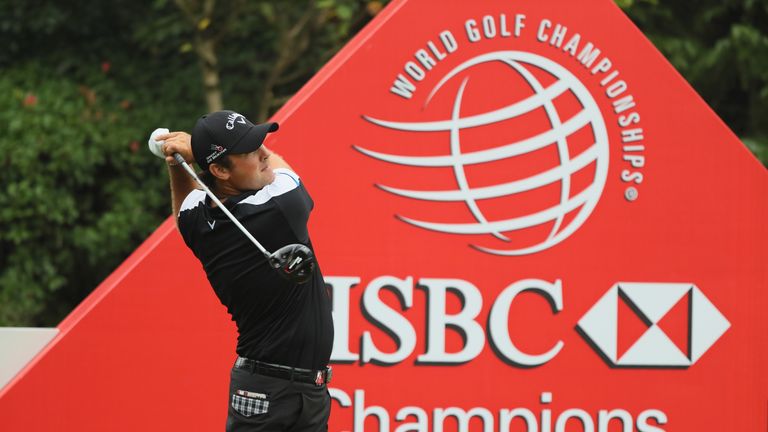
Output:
[177, 189, 207, 249]
[272, 170, 314, 244]
[237, 169, 301, 206]
[237, 169, 314, 243]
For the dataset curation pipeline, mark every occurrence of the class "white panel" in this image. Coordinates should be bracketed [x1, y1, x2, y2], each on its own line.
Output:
[577, 285, 618, 362]
[0, 328, 59, 391]
[617, 325, 690, 366]
[619, 282, 690, 324]
[690, 288, 731, 363]
[178, 189, 206, 213]
[238, 169, 300, 206]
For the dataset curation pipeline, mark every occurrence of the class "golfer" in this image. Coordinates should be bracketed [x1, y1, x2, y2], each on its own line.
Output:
[157, 110, 334, 431]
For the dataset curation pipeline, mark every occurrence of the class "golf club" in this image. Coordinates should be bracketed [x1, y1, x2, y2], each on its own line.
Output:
[149, 129, 315, 283]
[172, 153, 315, 283]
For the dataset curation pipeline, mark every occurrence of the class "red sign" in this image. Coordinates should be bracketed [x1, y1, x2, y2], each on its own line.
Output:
[1, 0, 765, 431]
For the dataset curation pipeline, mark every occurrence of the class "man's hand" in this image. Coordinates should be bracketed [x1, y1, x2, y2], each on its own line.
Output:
[157, 130, 197, 224]
[157, 131, 193, 166]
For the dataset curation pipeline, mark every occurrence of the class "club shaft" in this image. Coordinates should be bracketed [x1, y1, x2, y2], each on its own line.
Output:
[173, 153, 271, 258]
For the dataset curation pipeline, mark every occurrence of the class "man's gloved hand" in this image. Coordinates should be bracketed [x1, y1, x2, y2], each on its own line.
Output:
[148, 128, 169, 159]
[148, 128, 193, 166]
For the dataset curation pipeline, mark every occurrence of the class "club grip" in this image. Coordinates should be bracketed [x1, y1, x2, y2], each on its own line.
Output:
[173, 153, 186, 166]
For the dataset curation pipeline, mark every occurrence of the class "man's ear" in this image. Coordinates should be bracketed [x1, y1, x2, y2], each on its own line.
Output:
[209, 162, 230, 181]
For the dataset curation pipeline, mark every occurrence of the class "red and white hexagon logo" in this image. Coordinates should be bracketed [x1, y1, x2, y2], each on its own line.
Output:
[578, 282, 730, 367]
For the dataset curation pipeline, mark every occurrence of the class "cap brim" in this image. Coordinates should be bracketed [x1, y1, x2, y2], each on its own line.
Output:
[230, 122, 279, 155]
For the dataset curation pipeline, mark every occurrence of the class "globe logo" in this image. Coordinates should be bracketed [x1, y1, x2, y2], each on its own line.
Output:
[356, 51, 609, 255]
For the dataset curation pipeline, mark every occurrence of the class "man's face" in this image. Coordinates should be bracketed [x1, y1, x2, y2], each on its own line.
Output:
[226, 146, 275, 191]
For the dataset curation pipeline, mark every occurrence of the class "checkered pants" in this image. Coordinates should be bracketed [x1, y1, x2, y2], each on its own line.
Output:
[231, 393, 270, 417]
[226, 363, 330, 431]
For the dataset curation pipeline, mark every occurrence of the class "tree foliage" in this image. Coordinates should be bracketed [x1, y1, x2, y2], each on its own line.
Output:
[619, 0, 768, 165]
[0, 0, 385, 326]
[0, 0, 763, 326]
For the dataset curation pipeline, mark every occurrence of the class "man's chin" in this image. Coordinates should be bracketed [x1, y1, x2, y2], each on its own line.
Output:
[252, 172, 275, 190]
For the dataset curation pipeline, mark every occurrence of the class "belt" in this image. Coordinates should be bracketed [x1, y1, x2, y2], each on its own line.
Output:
[234, 357, 332, 386]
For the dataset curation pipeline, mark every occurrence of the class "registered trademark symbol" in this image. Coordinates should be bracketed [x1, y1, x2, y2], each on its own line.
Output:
[624, 187, 638, 202]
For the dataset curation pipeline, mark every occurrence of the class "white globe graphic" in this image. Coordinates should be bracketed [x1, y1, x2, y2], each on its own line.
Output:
[357, 51, 609, 255]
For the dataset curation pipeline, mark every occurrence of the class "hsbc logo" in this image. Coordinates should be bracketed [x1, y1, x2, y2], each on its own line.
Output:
[329, 277, 729, 368]
[577, 282, 730, 367]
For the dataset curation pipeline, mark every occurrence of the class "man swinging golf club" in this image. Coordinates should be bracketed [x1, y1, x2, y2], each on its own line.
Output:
[150, 110, 334, 432]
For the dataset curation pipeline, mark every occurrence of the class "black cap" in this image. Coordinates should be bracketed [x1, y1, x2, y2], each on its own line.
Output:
[191, 110, 279, 171]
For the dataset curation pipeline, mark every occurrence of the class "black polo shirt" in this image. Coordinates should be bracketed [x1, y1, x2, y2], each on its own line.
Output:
[177, 168, 333, 370]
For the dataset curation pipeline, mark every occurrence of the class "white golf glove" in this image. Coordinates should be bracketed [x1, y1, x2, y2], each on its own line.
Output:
[148, 128, 169, 159]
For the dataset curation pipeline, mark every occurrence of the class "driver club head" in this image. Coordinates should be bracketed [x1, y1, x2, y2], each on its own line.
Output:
[268, 244, 316, 284]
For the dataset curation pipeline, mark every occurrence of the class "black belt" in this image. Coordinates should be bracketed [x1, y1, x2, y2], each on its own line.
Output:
[234, 357, 332, 386]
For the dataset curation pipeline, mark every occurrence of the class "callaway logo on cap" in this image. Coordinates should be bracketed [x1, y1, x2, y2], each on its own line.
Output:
[191, 110, 279, 171]
[226, 113, 247, 130]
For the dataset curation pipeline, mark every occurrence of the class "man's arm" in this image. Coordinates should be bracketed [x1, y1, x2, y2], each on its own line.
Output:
[263, 146, 292, 171]
[168, 165, 197, 224]
[157, 131, 197, 226]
